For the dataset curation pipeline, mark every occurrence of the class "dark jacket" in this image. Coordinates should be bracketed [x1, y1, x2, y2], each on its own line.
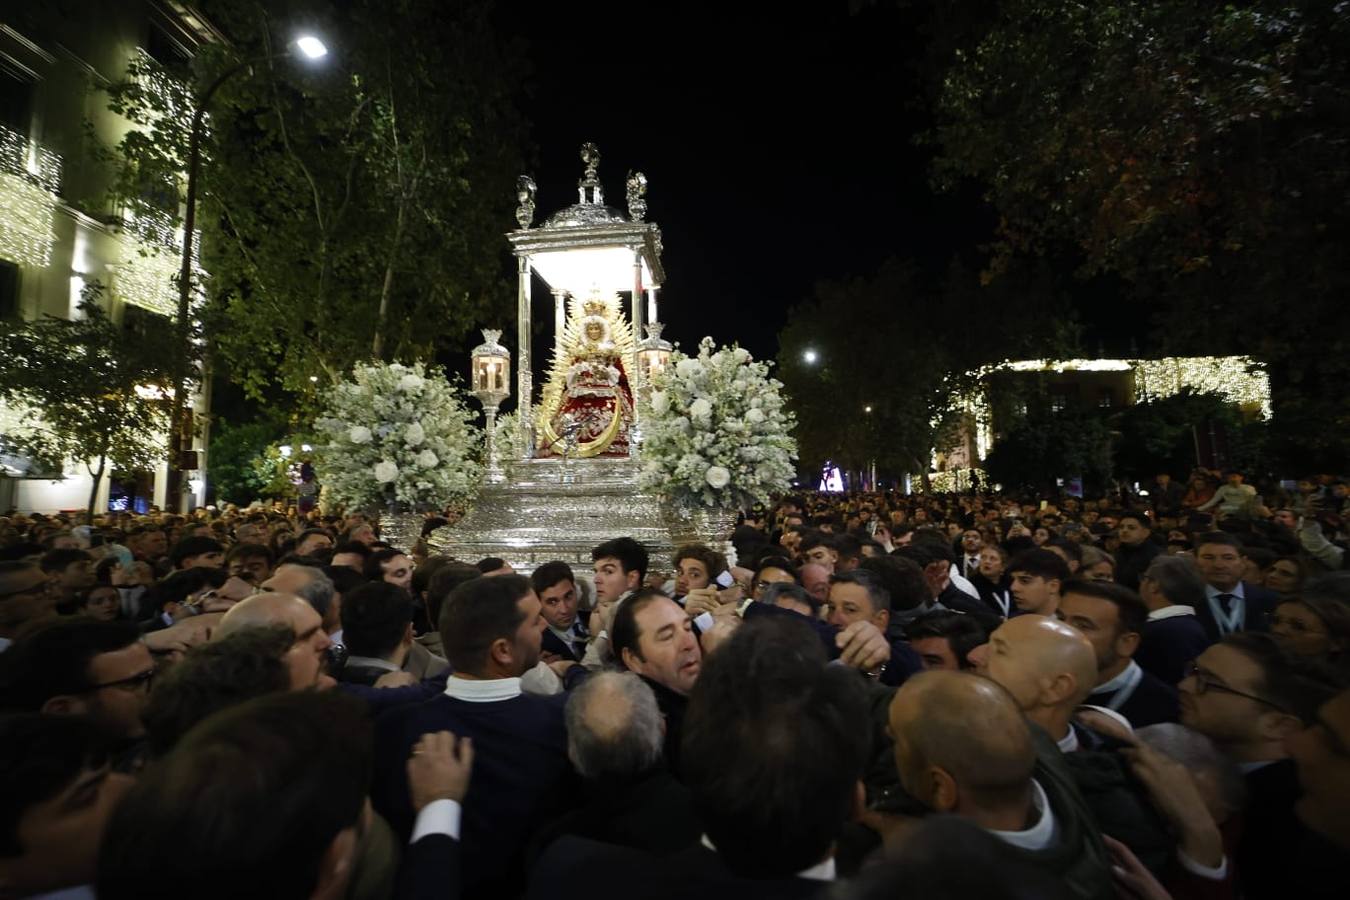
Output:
[1137, 612, 1212, 686]
[642, 675, 690, 778]
[371, 689, 576, 899]
[540, 624, 588, 662]
[529, 837, 829, 900]
[1087, 664, 1180, 728]
[1115, 540, 1163, 591]
[529, 767, 701, 862]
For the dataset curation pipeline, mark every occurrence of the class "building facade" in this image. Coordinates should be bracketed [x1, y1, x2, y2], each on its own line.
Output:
[0, 1, 217, 513]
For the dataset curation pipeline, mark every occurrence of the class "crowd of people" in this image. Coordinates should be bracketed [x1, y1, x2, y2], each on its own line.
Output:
[1, 468, 1348, 899]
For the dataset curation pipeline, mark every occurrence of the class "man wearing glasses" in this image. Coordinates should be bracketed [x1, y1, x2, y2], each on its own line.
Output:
[0, 560, 57, 653]
[0, 619, 155, 755]
[1178, 633, 1342, 899]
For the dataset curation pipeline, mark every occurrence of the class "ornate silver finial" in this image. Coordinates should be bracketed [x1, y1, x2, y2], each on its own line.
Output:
[644, 321, 664, 341]
[580, 143, 600, 181]
[578, 142, 603, 205]
[626, 170, 648, 222]
[515, 176, 536, 228]
[481, 327, 503, 345]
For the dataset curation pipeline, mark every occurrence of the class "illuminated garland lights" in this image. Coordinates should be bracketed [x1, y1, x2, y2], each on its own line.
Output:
[930, 468, 987, 493]
[1131, 357, 1271, 419]
[0, 172, 59, 268]
[0, 122, 62, 194]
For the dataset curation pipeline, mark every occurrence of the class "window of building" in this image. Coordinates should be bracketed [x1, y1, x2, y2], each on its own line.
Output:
[1098, 392, 1113, 409]
[143, 22, 192, 73]
[1050, 394, 1067, 413]
[0, 259, 19, 319]
[0, 65, 34, 135]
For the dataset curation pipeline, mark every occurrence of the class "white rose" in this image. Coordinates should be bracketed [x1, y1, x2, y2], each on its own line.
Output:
[746, 408, 765, 424]
[348, 425, 372, 444]
[689, 398, 712, 419]
[416, 449, 439, 469]
[650, 390, 669, 415]
[399, 374, 424, 391]
[374, 460, 399, 483]
[705, 465, 731, 489]
[733, 347, 751, 364]
[675, 359, 703, 378]
[404, 421, 426, 446]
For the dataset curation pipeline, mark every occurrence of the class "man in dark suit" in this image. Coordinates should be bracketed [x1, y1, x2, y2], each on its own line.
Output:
[530, 670, 699, 859]
[530, 616, 870, 899]
[1113, 511, 1162, 591]
[1136, 555, 1212, 685]
[372, 574, 575, 898]
[1058, 580, 1179, 727]
[531, 561, 589, 662]
[1194, 532, 1278, 640]
[338, 581, 418, 686]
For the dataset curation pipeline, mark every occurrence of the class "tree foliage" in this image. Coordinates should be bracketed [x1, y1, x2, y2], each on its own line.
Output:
[0, 287, 177, 518]
[984, 406, 1116, 496]
[92, 0, 530, 407]
[776, 258, 1072, 481]
[206, 417, 286, 505]
[928, 0, 1350, 464]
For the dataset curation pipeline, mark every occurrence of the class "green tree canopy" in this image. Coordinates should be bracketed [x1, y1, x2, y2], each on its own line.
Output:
[0, 287, 178, 518]
[93, 0, 530, 408]
[927, 0, 1350, 465]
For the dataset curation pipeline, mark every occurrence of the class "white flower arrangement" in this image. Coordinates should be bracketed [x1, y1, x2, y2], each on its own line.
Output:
[316, 361, 482, 511]
[639, 336, 797, 509]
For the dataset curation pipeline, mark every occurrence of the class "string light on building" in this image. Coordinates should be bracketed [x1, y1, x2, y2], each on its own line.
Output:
[0, 172, 59, 268]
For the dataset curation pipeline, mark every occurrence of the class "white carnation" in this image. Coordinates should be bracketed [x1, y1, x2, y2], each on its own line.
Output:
[650, 390, 669, 415]
[416, 449, 439, 469]
[348, 425, 372, 444]
[705, 465, 731, 489]
[404, 421, 426, 446]
[675, 358, 703, 378]
[399, 374, 425, 392]
[689, 398, 712, 419]
[374, 460, 399, 483]
[746, 408, 765, 424]
[733, 347, 751, 364]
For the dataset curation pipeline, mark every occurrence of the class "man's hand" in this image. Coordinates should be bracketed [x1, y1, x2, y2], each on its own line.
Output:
[215, 576, 255, 602]
[142, 613, 223, 663]
[1121, 743, 1223, 869]
[836, 620, 891, 673]
[683, 587, 722, 618]
[407, 731, 474, 811]
[548, 659, 579, 679]
[587, 600, 616, 637]
[1102, 835, 1174, 900]
[373, 670, 418, 689]
[698, 613, 741, 656]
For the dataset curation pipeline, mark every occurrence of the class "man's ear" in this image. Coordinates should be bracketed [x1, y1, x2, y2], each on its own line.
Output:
[929, 766, 959, 813]
[1116, 630, 1141, 658]
[625, 570, 641, 591]
[488, 636, 512, 668]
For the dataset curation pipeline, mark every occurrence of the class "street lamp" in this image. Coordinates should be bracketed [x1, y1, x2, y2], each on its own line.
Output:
[803, 349, 819, 365]
[166, 33, 329, 511]
[471, 329, 511, 483]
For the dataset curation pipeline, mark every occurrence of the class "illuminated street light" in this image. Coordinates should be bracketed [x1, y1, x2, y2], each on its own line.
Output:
[803, 349, 819, 364]
[294, 35, 329, 60]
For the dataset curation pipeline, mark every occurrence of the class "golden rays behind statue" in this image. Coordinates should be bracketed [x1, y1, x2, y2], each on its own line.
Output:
[537, 291, 637, 457]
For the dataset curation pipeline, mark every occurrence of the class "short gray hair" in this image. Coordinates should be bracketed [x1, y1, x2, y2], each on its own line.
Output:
[1142, 555, 1206, 610]
[1136, 723, 1246, 819]
[565, 671, 663, 779]
[277, 564, 335, 618]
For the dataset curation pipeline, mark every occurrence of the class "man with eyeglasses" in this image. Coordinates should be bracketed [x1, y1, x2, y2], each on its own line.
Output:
[1178, 632, 1343, 898]
[0, 560, 56, 653]
[0, 619, 155, 754]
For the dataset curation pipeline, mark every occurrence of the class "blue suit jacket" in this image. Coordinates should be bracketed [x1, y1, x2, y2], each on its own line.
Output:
[1195, 582, 1277, 641]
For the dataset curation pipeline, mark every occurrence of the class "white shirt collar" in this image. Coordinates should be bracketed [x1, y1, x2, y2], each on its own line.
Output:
[1239, 759, 1281, 774]
[443, 675, 522, 703]
[1056, 727, 1079, 754]
[1206, 582, 1245, 601]
[548, 623, 581, 644]
[1092, 660, 1140, 696]
[700, 835, 835, 882]
[988, 779, 1058, 852]
[1147, 605, 1196, 621]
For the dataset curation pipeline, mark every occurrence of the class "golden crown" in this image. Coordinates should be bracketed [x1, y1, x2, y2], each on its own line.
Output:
[582, 297, 608, 316]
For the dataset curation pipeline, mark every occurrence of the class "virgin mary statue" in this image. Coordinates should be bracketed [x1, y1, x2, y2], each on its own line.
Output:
[536, 292, 636, 458]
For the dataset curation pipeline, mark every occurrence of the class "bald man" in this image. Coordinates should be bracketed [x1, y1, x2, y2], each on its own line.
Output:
[888, 671, 1114, 899]
[968, 614, 1098, 753]
[969, 617, 1181, 875]
[217, 592, 335, 690]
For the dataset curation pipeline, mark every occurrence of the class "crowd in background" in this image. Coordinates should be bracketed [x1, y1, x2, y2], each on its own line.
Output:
[1, 466, 1348, 899]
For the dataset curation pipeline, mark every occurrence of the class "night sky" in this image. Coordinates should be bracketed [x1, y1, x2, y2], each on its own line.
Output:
[503, 0, 992, 364]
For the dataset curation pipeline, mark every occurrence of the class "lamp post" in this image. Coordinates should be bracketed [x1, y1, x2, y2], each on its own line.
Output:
[471, 329, 511, 483]
[165, 34, 328, 511]
[636, 322, 673, 385]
